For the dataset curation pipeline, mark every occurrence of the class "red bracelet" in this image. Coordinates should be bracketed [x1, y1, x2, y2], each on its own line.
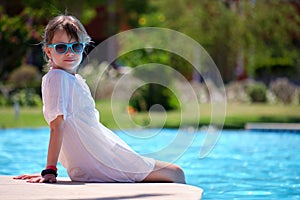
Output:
[46, 165, 57, 172]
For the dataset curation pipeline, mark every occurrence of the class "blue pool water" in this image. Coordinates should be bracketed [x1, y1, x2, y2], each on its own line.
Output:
[0, 128, 299, 199]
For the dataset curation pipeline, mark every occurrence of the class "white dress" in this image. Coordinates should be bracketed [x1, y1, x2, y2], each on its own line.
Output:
[41, 69, 155, 182]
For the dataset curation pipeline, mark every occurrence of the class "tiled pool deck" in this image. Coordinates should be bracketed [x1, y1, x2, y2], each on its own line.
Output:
[0, 176, 203, 200]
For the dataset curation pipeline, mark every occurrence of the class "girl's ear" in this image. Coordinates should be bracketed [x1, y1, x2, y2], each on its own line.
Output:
[44, 47, 52, 60]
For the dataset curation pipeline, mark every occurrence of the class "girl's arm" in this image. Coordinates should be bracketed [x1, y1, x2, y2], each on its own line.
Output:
[46, 115, 65, 167]
[14, 115, 65, 183]
[37, 115, 65, 183]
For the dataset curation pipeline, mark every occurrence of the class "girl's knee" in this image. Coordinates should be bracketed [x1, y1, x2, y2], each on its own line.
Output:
[169, 164, 186, 184]
[146, 161, 186, 184]
[171, 164, 183, 174]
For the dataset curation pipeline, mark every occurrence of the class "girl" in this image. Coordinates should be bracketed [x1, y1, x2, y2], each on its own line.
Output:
[14, 15, 185, 184]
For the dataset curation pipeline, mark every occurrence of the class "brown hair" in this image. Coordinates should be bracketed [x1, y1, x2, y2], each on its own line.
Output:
[43, 15, 91, 47]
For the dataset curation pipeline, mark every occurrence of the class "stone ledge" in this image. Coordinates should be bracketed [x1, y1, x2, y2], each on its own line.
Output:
[245, 123, 300, 131]
[0, 176, 203, 200]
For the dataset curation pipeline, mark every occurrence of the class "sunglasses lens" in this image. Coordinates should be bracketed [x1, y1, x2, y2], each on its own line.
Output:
[55, 44, 68, 54]
[72, 43, 84, 53]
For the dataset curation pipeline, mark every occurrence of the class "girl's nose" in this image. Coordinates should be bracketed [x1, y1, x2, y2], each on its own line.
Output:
[65, 47, 74, 55]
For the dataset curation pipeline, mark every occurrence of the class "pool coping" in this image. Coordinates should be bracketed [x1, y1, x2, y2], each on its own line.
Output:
[245, 123, 300, 131]
[0, 176, 203, 200]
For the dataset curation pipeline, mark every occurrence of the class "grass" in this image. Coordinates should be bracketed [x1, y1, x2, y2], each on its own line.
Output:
[0, 106, 47, 129]
[0, 100, 300, 129]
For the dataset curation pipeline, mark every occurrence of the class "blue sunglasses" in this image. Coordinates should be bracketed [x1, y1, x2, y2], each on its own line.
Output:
[48, 42, 85, 54]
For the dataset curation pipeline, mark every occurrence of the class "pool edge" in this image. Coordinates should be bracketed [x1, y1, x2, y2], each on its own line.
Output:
[0, 175, 203, 200]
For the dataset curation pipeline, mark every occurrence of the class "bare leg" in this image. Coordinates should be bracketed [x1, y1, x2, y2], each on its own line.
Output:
[142, 160, 186, 184]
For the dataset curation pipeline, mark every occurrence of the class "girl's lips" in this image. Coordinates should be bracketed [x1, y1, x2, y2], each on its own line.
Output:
[64, 59, 75, 62]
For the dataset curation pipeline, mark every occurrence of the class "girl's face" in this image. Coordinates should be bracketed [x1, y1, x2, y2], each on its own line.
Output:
[45, 29, 83, 74]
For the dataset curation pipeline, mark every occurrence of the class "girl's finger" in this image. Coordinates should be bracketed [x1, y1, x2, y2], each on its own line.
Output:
[13, 176, 21, 179]
[13, 174, 26, 179]
[27, 177, 41, 183]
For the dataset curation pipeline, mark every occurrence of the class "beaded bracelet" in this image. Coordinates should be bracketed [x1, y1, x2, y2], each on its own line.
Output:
[41, 169, 58, 177]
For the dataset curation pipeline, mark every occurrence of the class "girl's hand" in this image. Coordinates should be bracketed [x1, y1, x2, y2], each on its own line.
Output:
[13, 174, 57, 183]
[13, 174, 40, 180]
[27, 174, 57, 183]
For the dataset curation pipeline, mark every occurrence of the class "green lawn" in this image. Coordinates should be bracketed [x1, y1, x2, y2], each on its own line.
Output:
[0, 101, 300, 129]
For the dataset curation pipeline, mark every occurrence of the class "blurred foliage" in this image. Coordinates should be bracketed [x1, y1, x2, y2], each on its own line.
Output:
[140, 0, 300, 83]
[0, 93, 9, 106]
[129, 64, 179, 112]
[17, 0, 104, 24]
[248, 1, 300, 83]
[117, 49, 182, 111]
[8, 64, 41, 89]
[1, 0, 299, 82]
[129, 84, 179, 112]
[5, 64, 42, 106]
[117, 49, 194, 81]
[1, 0, 300, 109]
[121, 0, 153, 28]
[0, 0, 106, 80]
[0, 6, 42, 80]
[247, 82, 267, 103]
[270, 78, 298, 104]
[11, 89, 42, 106]
[117, 49, 170, 67]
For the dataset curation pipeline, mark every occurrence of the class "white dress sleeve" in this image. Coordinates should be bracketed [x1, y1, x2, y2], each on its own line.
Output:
[42, 70, 71, 124]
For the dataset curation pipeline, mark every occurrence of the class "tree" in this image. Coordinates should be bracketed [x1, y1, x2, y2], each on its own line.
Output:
[0, 7, 38, 80]
[140, 0, 300, 83]
[141, 0, 240, 82]
[245, 1, 300, 83]
[0, 0, 105, 81]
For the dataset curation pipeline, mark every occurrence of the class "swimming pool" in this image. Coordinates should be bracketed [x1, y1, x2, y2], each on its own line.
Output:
[0, 128, 299, 199]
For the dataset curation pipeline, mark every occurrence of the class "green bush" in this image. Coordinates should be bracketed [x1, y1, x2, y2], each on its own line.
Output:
[11, 89, 42, 107]
[270, 78, 297, 104]
[8, 64, 41, 89]
[247, 82, 267, 103]
[6, 64, 42, 107]
[129, 65, 179, 112]
[129, 83, 179, 112]
[0, 94, 9, 106]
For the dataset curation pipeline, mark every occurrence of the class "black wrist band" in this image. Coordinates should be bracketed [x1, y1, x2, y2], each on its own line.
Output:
[41, 169, 58, 177]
